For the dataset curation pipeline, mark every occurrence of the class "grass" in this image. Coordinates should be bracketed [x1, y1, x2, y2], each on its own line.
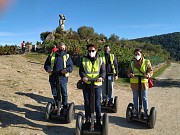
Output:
[24, 52, 48, 64]
[152, 62, 171, 78]
[23, 52, 171, 83]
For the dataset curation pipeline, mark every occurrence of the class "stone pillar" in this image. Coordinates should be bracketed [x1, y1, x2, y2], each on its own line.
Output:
[59, 14, 66, 31]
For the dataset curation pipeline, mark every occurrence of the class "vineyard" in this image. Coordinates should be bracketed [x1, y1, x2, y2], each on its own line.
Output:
[0, 26, 171, 77]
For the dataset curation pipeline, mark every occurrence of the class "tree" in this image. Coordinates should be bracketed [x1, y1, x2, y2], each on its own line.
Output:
[77, 26, 94, 40]
[40, 31, 51, 42]
[108, 34, 120, 43]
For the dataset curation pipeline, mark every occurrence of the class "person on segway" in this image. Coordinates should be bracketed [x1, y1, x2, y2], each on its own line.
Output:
[44, 42, 73, 115]
[127, 48, 153, 119]
[99, 45, 118, 106]
[79, 44, 106, 128]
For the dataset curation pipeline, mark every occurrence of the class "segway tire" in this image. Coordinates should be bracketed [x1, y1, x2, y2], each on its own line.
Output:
[66, 102, 75, 123]
[126, 103, 134, 122]
[75, 112, 83, 135]
[149, 107, 156, 129]
[113, 96, 118, 113]
[45, 102, 53, 121]
[102, 113, 109, 135]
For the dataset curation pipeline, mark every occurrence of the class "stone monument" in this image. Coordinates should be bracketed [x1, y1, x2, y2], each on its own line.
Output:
[59, 14, 66, 31]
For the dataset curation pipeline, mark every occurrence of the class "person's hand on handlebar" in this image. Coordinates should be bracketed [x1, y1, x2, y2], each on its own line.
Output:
[97, 77, 103, 82]
[128, 73, 134, 78]
[144, 74, 150, 79]
[114, 75, 118, 80]
[82, 77, 88, 83]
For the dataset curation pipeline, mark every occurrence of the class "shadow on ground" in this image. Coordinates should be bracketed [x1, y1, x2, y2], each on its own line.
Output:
[0, 99, 75, 134]
[154, 79, 180, 88]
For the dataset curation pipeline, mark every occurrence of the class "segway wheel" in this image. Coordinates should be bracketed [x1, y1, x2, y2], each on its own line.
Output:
[126, 103, 134, 122]
[113, 96, 118, 113]
[102, 113, 109, 135]
[45, 102, 53, 121]
[75, 112, 83, 135]
[149, 107, 156, 128]
[66, 102, 75, 123]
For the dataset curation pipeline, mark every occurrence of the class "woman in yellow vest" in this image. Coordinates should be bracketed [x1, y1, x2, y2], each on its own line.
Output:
[127, 48, 153, 119]
[79, 44, 106, 127]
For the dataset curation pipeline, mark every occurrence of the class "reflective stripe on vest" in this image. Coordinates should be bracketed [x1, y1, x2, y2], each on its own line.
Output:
[82, 57, 102, 86]
[50, 52, 56, 70]
[130, 59, 149, 83]
[100, 52, 116, 74]
[63, 54, 69, 77]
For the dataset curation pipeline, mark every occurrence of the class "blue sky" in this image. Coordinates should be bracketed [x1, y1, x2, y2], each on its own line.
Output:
[0, 0, 180, 46]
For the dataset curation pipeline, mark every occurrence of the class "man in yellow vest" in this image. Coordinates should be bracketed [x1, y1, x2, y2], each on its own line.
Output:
[127, 48, 153, 119]
[44, 42, 73, 115]
[79, 44, 106, 127]
[99, 45, 118, 106]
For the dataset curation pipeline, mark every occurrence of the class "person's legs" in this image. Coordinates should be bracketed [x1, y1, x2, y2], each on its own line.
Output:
[95, 87, 101, 123]
[132, 90, 139, 116]
[142, 89, 148, 113]
[50, 82, 58, 106]
[83, 85, 91, 121]
[61, 83, 68, 108]
[108, 75, 114, 103]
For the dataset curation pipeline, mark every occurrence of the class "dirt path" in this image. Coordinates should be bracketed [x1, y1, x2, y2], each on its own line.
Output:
[0, 55, 179, 135]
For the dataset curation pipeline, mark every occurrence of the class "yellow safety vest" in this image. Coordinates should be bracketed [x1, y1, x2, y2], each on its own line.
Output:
[130, 59, 150, 83]
[100, 52, 116, 74]
[82, 57, 103, 86]
[50, 53, 69, 77]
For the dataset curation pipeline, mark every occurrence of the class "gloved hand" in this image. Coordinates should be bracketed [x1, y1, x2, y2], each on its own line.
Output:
[61, 69, 67, 74]
[47, 69, 52, 75]
[82, 77, 88, 83]
[97, 77, 103, 82]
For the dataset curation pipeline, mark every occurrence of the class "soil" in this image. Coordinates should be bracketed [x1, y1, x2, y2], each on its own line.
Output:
[0, 54, 179, 135]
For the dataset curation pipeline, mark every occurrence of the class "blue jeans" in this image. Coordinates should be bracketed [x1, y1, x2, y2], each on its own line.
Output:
[83, 84, 101, 121]
[50, 82, 68, 107]
[102, 75, 114, 102]
[132, 89, 148, 113]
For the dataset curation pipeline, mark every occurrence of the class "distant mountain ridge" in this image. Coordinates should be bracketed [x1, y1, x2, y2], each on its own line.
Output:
[133, 32, 180, 61]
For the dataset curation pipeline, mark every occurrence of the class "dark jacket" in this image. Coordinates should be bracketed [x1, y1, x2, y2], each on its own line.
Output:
[104, 53, 119, 76]
[44, 50, 73, 84]
[79, 54, 106, 81]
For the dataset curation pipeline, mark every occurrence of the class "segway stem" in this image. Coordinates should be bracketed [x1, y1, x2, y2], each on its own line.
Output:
[136, 75, 143, 116]
[90, 80, 95, 131]
[56, 72, 62, 115]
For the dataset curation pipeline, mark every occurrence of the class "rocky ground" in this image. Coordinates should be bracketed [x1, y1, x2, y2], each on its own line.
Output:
[0, 54, 179, 135]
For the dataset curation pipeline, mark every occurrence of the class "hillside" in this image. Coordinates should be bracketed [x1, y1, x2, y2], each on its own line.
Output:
[133, 32, 180, 61]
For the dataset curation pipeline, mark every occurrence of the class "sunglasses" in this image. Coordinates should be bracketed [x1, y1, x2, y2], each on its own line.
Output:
[88, 50, 95, 52]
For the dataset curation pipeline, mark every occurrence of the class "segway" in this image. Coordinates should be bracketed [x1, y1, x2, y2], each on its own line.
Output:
[101, 72, 118, 113]
[126, 75, 156, 128]
[75, 78, 109, 135]
[45, 72, 75, 123]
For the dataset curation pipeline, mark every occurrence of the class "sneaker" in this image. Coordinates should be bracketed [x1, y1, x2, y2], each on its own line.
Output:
[143, 112, 148, 120]
[102, 100, 107, 106]
[96, 120, 101, 129]
[133, 109, 138, 117]
[62, 108, 68, 116]
[84, 120, 90, 129]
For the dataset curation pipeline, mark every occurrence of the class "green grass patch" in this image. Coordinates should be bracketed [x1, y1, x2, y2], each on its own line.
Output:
[24, 52, 48, 64]
[152, 62, 171, 78]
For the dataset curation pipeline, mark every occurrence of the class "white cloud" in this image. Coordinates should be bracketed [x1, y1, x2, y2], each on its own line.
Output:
[0, 32, 14, 36]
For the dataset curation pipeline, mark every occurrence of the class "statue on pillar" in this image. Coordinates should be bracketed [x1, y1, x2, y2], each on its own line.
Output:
[59, 14, 66, 31]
